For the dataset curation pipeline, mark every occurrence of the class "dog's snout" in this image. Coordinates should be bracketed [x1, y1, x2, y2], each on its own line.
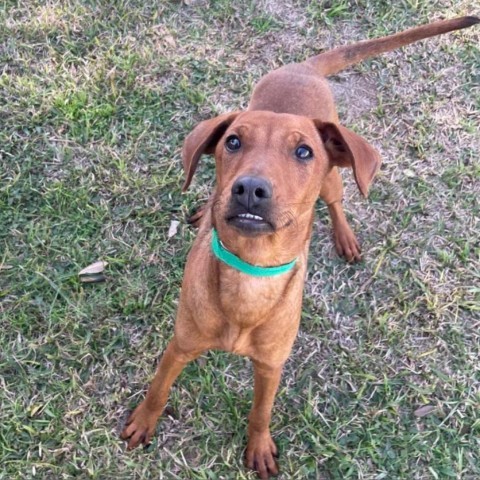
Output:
[231, 176, 273, 209]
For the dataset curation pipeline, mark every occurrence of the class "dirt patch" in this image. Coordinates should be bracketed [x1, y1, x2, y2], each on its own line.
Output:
[257, 0, 309, 26]
[330, 72, 378, 125]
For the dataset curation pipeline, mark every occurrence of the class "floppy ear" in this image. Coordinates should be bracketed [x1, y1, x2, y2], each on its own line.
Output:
[181, 112, 241, 191]
[314, 121, 381, 197]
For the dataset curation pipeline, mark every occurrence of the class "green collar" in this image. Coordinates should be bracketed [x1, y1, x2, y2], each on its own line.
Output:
[211, 229, 297, 278]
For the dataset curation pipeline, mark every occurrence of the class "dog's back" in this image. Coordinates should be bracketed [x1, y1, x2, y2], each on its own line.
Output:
[249, 16, 479, 120]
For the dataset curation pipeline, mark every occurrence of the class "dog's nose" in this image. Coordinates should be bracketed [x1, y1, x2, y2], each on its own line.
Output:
[231, 176, 273, 209]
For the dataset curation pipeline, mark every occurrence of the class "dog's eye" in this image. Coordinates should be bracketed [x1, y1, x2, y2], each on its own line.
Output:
[295, 145, 313, 160]
[225, 135, 241, 152]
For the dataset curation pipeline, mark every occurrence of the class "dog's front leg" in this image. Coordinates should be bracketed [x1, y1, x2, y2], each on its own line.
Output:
[245, 361, 282, 479]
[320, 167, 361, 262]
[327, 200, 361, 262]
[121, 337, 202, 449]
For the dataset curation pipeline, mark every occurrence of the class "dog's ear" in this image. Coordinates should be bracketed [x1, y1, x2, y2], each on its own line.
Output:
[182, 112, 241, 191]
[315, 121, 381, 197]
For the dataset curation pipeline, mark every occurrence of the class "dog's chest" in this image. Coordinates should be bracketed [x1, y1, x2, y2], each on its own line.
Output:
[214, 270, 303, 356]
[219, 272, 284, 323]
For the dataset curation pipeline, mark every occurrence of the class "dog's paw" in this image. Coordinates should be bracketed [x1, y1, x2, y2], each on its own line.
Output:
[245, 432, 279, 479]
[333, 224, 362, 263]
[120, 403, 159, 450]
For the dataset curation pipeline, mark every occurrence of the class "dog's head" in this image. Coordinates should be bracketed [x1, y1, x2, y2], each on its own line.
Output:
[182, 111, 380, 244]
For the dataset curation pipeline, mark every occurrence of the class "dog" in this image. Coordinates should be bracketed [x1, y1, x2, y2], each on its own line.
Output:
[121, 16, 478, 479]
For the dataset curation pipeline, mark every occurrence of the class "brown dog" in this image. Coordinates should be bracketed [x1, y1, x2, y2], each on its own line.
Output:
[121, 16, 478, 479]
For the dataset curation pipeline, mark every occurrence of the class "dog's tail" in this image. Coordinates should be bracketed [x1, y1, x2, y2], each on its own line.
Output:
[307, 16, 479, 76]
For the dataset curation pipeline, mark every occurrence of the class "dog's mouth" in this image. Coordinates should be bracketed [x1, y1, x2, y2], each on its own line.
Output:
[226, 211, 274, 235]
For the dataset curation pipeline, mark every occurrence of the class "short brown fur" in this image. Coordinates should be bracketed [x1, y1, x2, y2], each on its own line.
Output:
[121, 16, 479, 479]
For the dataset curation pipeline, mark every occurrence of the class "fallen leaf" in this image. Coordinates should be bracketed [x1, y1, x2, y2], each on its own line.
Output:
[79, 273, 106, 284]
[168, 220, 180, 238]
[414, 405, 437, 417]
[79, 261, 107, 276]
[163, 35, 176, 48]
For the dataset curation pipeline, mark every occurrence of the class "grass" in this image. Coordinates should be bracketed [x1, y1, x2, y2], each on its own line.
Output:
[1, 0, 479, 479]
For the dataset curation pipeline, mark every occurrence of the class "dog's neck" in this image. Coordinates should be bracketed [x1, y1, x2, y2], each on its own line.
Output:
[211, 228, 297, 277]
[213, 215, 314, 269]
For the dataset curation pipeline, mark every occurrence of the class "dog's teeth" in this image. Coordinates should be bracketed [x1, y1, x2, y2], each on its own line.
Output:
[238, 213, 263, 221]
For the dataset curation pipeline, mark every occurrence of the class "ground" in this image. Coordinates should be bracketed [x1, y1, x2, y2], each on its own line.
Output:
[0, 1, 479, 479]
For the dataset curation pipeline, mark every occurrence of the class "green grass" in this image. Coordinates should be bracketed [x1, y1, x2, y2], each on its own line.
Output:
[1, 1, 479, 479]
